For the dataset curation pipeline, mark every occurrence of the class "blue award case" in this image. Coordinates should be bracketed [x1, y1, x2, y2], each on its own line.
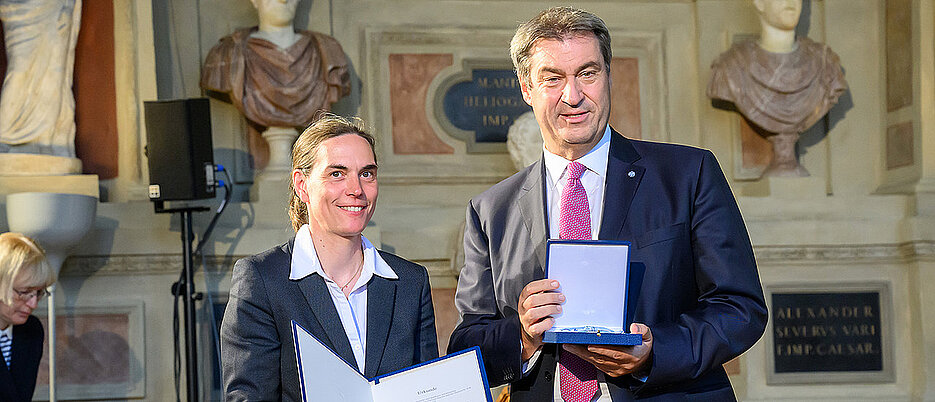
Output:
[542, 240, 643, 345]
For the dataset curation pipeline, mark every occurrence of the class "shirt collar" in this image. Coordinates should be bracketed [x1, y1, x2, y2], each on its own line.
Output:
[0, 325, 11, 338]
[543, 125, 611, 187]
[290, 224, 398, 282]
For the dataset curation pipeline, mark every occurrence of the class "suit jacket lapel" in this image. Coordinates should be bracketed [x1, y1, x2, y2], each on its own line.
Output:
[295, 273, 359, 371]
[364, 274, 397, 378]
[599, 130, 644, 240]
[518, 159, 549, 273]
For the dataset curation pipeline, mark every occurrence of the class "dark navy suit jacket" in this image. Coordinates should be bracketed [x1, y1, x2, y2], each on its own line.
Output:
[221, 239, 438, 401]
[0, 315, 43, 402]
[449, 131, 767, 401]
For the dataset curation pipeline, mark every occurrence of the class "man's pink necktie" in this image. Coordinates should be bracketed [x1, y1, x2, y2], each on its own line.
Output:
[557, 161, 599, 402]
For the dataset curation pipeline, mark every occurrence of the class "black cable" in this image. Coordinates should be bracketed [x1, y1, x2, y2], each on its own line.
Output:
[173, 283, 181, 402]
[195, 166, 232, 257]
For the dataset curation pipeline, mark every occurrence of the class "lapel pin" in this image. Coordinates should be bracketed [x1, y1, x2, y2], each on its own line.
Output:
[628, 170, 636, 178]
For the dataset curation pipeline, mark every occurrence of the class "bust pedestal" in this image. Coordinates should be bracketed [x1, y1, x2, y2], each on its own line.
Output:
[251, 126, 298, 204]
[764, 132, 810, 177]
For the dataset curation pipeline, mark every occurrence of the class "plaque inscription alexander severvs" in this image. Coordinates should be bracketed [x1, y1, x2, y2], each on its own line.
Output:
[772, 292, 883, 373]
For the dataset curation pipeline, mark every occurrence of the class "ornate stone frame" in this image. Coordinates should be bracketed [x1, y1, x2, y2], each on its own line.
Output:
[764, 282, 895, 385]
[34, 299, 147, 400]
[362, 26, 667, 184]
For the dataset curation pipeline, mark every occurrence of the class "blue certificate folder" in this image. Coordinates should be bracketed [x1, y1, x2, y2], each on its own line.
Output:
[292, 321, 492, 402]
[542, 240, 643, 345]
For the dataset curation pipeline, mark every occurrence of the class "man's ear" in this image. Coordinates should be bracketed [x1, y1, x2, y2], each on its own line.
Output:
[606, 63, 612, 91]
[519, 77, 533, 106]
[292, 170, 310, 203]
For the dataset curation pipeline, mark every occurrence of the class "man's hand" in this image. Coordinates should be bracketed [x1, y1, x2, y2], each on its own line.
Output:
[518, 279, 564, 361]
[562, 323, 653, 378]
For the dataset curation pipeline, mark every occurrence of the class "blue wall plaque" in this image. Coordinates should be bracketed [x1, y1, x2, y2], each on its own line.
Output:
[442, 69, 531, 144]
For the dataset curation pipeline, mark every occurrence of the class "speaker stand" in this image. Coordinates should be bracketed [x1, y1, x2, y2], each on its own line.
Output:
[155, 201, 209, 402]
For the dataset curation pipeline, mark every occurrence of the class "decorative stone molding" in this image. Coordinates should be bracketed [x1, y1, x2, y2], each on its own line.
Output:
[60, 254, 242, 277]
[754, 240, 935, 263]
[379, 175, 507, 186]
[61, 254, 461, 278]
[59, 241, 934, 277]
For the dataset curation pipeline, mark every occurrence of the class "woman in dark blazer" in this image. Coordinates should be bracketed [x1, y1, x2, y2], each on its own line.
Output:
[220, 114, 438, 401]
[0, 232, 56, 402]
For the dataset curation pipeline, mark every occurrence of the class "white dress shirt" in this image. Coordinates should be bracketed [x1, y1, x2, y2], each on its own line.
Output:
[289, 224, 398, 373]
[0, 325, 12, 341]
[0, 324, 13, 367]
[543, 126, 610, 240]
[0, 324, 13, 344]
[528, 126, 614, 402]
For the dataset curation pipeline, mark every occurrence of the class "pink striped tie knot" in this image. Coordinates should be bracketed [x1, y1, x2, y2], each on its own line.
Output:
[559, 161, 591, 241]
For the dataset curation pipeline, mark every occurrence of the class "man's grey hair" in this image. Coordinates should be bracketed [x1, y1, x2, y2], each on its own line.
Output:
[509, 6, 612, 87]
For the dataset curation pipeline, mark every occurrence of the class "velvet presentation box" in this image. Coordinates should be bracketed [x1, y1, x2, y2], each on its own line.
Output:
[542, 240, 643, 345]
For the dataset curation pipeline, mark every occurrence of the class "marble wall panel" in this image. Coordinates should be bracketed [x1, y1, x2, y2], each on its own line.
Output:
[0, 22, 5, 91]
[886, 0, 912, 112]
[34, 302, 145, 400]
[886, 121, 914, 170]
[75, 0, 119, 179]
[431, 288, 457, 355]
[38, 314, 130, 385]
[609, 57, 642, 139]
[389, 54, 455, 154]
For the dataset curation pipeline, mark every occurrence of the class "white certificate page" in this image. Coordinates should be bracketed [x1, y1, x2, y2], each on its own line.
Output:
[547, 241, 629, 331]
[294, 323, 374, 402]
[370, 350, 490, 402]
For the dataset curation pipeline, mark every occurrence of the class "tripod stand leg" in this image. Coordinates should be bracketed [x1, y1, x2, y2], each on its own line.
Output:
[181, 210, 199, 402]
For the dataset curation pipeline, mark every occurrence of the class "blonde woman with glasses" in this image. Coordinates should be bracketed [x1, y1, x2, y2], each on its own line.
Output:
[0, 232, 56, 402]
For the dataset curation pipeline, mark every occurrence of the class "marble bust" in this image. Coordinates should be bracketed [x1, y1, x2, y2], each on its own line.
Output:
[0, 0, 82, 158]
[200, 0, 350, 174]
[707, 0, 847, 177]
[200, 0, 350, 129]
[506, 111, 543, 171]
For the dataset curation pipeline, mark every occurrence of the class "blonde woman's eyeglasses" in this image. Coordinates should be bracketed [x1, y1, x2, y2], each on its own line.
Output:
[13, 288, 48, 302]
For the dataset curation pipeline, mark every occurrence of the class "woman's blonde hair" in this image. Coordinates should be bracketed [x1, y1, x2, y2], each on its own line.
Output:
[0, 232, 55, 305]
[288, 113, 376, 232]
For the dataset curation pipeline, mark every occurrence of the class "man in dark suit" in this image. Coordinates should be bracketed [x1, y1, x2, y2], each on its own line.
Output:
[221, 115, 438, 401]
[448, 7, 768, 401]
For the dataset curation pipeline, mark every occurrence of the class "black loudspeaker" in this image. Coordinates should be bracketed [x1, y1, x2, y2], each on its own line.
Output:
[144, 98, 216, 201]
